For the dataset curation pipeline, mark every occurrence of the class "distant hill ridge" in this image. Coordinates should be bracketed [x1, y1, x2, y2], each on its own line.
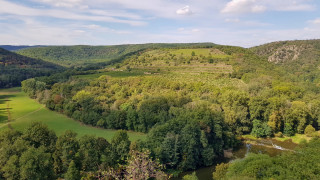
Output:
[0, 47, 64, 88]
[16, 43, 216, 66]
[0, 45, 47, 51]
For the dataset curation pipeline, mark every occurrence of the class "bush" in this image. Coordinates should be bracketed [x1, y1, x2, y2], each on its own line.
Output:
[274, 132, 283, 138]
[183, 172, 198, 180]
[305, 125, 316, 137]
[213, 163, 229, 180]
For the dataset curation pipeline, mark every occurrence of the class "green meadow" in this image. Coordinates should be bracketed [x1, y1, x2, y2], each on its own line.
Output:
[0, 88, 145, 142]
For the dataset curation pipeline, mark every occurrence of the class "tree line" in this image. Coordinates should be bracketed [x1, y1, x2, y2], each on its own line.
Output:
[0, 122, 167, 180]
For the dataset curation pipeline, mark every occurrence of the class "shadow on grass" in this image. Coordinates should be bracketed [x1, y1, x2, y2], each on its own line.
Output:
[0, 95, 14, 104]
[0, 94, 16, 123]
[0, 108, 8, 123]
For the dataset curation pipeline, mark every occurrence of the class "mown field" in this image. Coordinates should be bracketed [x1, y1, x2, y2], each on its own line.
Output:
[0, 88, 145, 141]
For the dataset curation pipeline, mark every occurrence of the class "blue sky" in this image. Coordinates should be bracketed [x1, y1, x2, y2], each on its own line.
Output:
[0, 0, 319, 47]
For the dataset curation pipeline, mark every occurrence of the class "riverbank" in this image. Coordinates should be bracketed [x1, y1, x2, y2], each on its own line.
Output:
[242, 132, 320, 145]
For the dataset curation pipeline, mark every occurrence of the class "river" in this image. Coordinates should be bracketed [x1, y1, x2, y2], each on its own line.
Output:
[172, 138, 298, 180]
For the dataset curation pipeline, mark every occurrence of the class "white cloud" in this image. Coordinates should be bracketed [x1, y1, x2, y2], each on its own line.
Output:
[221, 0, 266, 14]
[192, 29, 200, 32]
[225, 18, 270, 27]
[0, 17, 133, 45]
[34, 0, 187, 19]
[0, 0, 145, 26]
[221, 0, 315, 14]
[271, 0, 315, 11]
[308, 18, 320, 25]
[225, 18, 240, 23]
[176, 6, 193, 15]
[83, 24, 101, 29]
[35, 0, 86, 8]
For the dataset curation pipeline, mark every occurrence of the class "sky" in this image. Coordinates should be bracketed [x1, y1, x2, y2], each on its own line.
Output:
[0, 0, 320, 47]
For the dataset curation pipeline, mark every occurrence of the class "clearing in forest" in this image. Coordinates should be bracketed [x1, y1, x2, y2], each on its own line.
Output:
[0, 88, 145, 141]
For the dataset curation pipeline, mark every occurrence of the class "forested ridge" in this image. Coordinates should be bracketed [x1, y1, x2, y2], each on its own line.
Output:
[16, 43, 215, 66]
[0, 48, 64, 88]
[0, 45, 46, 51]
[2, 40, 320, 179]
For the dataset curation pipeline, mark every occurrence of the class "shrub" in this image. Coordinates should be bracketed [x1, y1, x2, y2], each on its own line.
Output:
[305, 125, 316, 137]
[213, 163, 229, 180]
[183, 172, 198, 180]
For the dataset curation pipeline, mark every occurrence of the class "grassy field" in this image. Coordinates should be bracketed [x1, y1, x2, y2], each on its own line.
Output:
[274, 133, 318, 144]
[0, 88, 145, 142]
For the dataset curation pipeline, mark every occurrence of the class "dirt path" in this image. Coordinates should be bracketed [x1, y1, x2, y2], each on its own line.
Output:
[14, 105, 45, 121]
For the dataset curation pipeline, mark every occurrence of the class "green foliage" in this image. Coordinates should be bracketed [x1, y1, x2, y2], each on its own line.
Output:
[17, 43, 216, 66]
[213, 163, 229, 180]
[78, 135, 104, 171]
[110, 130, 131, 165]
[22, 122, 57, 152]
[284, 101, 310, 134]
[9, 40, 320, 177]
[0, 123, 148, 180]
[305, 125, 316, 137]
[2, 155, 20, 180]
[65, 161, 80, 180]
[183, 172, 198, 180]
[21, 79, 46, 98]
[251, 119, 272, 138]
[53, 130, 79, 175]
[225, 138, 320, 180]
[0, 48, 63, 88]
[19, 147, 55, 180]
[221, 90, 250, 135]
[283, 123, 295, 136]
[0, 88, 145, 142]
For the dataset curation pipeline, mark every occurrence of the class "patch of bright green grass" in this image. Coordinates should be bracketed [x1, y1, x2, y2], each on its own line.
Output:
[0, 88, 145, 142]
[242, 133, 315, 144]
[169, 48, 230, 58]
[0, 87, 22, 125]
[275, 133, 314, 144]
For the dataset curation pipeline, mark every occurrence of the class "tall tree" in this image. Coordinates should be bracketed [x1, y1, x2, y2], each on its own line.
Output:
[19, 147, 55, 180]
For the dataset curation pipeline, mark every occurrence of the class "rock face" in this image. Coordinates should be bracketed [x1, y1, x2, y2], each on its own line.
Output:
[267, 45, 310, 64]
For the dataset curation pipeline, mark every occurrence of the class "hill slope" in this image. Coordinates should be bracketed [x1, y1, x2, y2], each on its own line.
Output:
[0, 48, 64, 88]
[16, 43, 215, 66]
[250, 39, 320, 64]
[0, 45, 47, 51]
[17, 41, 320, 176]
[250, 39, 320, 84]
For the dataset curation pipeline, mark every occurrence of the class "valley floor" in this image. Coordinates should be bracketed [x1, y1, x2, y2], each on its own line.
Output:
[0, 88, 145, 142]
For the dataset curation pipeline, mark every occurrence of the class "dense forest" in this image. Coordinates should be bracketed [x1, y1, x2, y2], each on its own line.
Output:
[2, 40, 320, 179]
[0, 122, 167, 179]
